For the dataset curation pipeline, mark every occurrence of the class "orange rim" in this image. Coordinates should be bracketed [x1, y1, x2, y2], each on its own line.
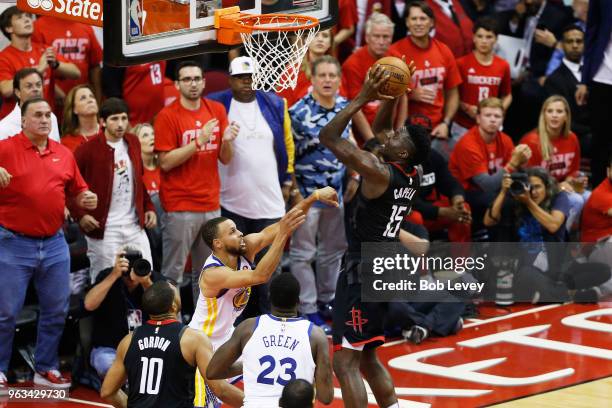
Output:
[233, 13, 319, 33]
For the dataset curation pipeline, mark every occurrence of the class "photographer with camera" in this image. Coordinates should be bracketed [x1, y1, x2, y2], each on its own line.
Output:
[84, 247, 162, 379]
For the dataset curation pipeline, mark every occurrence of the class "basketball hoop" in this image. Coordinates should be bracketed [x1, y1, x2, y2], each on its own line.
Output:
[232, 14, 320, 92]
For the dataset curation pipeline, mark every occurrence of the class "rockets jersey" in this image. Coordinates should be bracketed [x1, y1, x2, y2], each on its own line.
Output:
[188, 254, 252, 350]
[347, 162, 422, 255]
[455, 52, 512, 129]
[520, 130, 581, 182]
[242, 314, 316, 408]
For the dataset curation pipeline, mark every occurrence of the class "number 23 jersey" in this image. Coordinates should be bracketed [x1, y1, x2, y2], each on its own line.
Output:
[242, 315, 316, 408]
[347, 162, 422, 255]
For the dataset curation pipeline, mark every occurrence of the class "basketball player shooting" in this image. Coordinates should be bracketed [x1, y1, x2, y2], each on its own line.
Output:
[320, 64, 431, 408]
[100, 281, 244, 408]
[206, 272, 333, 407]
[189, 187, 339, 407]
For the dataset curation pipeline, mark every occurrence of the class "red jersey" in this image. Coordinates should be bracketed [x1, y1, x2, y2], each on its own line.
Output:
[154, 98, 228, 212]
[32, 16, 103, 96]
[0, 43, 65, 119]
[449, 126, 514, 190]
[580, 179, 612, 243]
[0, 133, 88, 236]
[143, 167, 161, 196]
[389, 37, 462, 127]
[455, 53, 512, 129]
[124, 62, 166, 124]
[520, 130, 581, 182]
[341, 46, 381, 124]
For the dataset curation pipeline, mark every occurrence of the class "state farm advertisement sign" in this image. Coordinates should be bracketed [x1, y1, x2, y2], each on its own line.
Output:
[17, 0, 103, 27]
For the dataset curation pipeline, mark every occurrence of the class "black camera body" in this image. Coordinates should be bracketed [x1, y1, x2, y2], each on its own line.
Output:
[123, 249, 152, 277]
[509, 172, 530, 197]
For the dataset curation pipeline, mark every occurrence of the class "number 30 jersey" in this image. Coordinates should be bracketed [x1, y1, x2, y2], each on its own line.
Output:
[242, 315, 316, 408]
[347, 162, 422, 255]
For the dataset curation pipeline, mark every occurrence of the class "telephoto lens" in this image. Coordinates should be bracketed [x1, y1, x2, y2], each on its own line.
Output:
[133, 259, 152, 277]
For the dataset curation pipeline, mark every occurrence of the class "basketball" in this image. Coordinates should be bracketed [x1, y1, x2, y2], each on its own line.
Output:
[374, 56, 411, 97]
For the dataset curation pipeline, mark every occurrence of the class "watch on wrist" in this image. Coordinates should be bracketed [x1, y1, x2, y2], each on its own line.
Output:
[50, 60, 59, 70]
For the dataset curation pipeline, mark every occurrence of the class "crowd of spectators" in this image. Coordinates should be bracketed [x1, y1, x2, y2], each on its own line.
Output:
[0, 0, 611, 392]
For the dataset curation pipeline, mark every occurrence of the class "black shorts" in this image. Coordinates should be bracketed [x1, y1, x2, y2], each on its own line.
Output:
[332, 258, 386, 350]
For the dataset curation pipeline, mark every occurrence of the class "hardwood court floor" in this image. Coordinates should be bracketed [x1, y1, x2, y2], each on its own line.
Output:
[3, 302, 611, 407]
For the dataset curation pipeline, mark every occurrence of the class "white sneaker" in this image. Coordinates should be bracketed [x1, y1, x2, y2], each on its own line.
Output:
[0, 371, 8, 396]
[33, 370, 71, 389]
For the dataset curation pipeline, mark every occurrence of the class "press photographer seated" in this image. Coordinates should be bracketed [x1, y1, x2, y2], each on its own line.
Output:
[484, 167, 571, 243]
[84, 247, 163, 379]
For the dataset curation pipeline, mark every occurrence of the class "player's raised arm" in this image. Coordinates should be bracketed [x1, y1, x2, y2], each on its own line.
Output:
[310, 325, 334, 404]
[100, 333, 131, 408]
[319, 65, 394, 183]
[202, 208, 305, 290]
[243, 187, 339, 259]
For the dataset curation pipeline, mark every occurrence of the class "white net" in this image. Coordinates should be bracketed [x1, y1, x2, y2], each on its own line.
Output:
[237, 15, 319, 92]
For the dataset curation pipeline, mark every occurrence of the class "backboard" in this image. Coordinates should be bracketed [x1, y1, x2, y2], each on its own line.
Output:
[104, 0, 337, 66]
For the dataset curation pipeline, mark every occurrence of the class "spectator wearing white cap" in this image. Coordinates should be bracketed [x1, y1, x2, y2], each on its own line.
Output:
[207, 56, 295, 317]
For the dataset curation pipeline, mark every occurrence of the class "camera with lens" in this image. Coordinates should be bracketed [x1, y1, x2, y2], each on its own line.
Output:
[123, 249, 152, 277]
[509, 171, 530, 197]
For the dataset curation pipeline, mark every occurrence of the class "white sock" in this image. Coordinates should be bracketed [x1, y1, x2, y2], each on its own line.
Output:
[386, 403, 400, 408]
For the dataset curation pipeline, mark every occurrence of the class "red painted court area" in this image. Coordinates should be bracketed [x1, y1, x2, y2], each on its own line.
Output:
[3, 302, 611, 407]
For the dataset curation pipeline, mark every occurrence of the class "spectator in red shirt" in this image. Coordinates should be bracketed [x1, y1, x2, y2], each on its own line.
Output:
[154, 60, 239, 300]
[70, 98, 157, 282]
[342, 13, 395, 144]
[0, 7, 80, 119]
[582, 157, 612, 296]
[333, 0, 357, 63]
[0, 97, 97, 392]
[133, 123, 163, 272]
[60, 84, 100, 153]
[103, 61, 168, 125]
[454, 17, 513, 138]
[32, 16, 103, 105]
[449, 97, 531, 230]
[426, 0, 474, 57]
[390, 1, 462, 153]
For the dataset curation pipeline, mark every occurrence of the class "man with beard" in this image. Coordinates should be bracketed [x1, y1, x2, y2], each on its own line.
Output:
[320, 66, 430, 408]
[189, 186, 339, 408]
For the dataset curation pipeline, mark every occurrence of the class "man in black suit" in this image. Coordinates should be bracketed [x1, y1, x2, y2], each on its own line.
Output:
[544, 25, 590, 155]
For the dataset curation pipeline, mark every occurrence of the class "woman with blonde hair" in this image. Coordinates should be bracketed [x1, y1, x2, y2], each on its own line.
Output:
[520, 95, 588, 231]
[60, 84, 100, 153]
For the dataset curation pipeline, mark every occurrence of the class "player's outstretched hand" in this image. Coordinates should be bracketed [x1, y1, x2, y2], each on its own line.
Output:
[279, 207, 306, 237]
[313, 186, 339, 208]
[357, 65, 394, 103]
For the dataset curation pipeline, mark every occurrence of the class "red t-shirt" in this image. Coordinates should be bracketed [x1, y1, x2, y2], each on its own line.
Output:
[581, 179, 612, 243]
[32, 16, 103, 96]
[0, 43, 65, 119]
[455, 53, 512, 129]
[124, 61, 167, 125]
[520, 130, 581, 182]
[143, 167, 161, 196]
[60, 133, 95, 153]
[341, 46, 380, 124]
[154, 98, 227, 212]
[389, 37, 462, 127]
[0, 133, 88, 236]
[449, 126, 514, 190]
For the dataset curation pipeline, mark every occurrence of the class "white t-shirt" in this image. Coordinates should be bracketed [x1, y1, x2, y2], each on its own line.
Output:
[219, 99, 285, 219]
[105, 139, 138, 227]
[0, 104, 60, 141]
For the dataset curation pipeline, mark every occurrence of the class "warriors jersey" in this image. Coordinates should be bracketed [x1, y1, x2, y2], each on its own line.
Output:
[189, 254, 252, 350]
[242, 315, 316, 408]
